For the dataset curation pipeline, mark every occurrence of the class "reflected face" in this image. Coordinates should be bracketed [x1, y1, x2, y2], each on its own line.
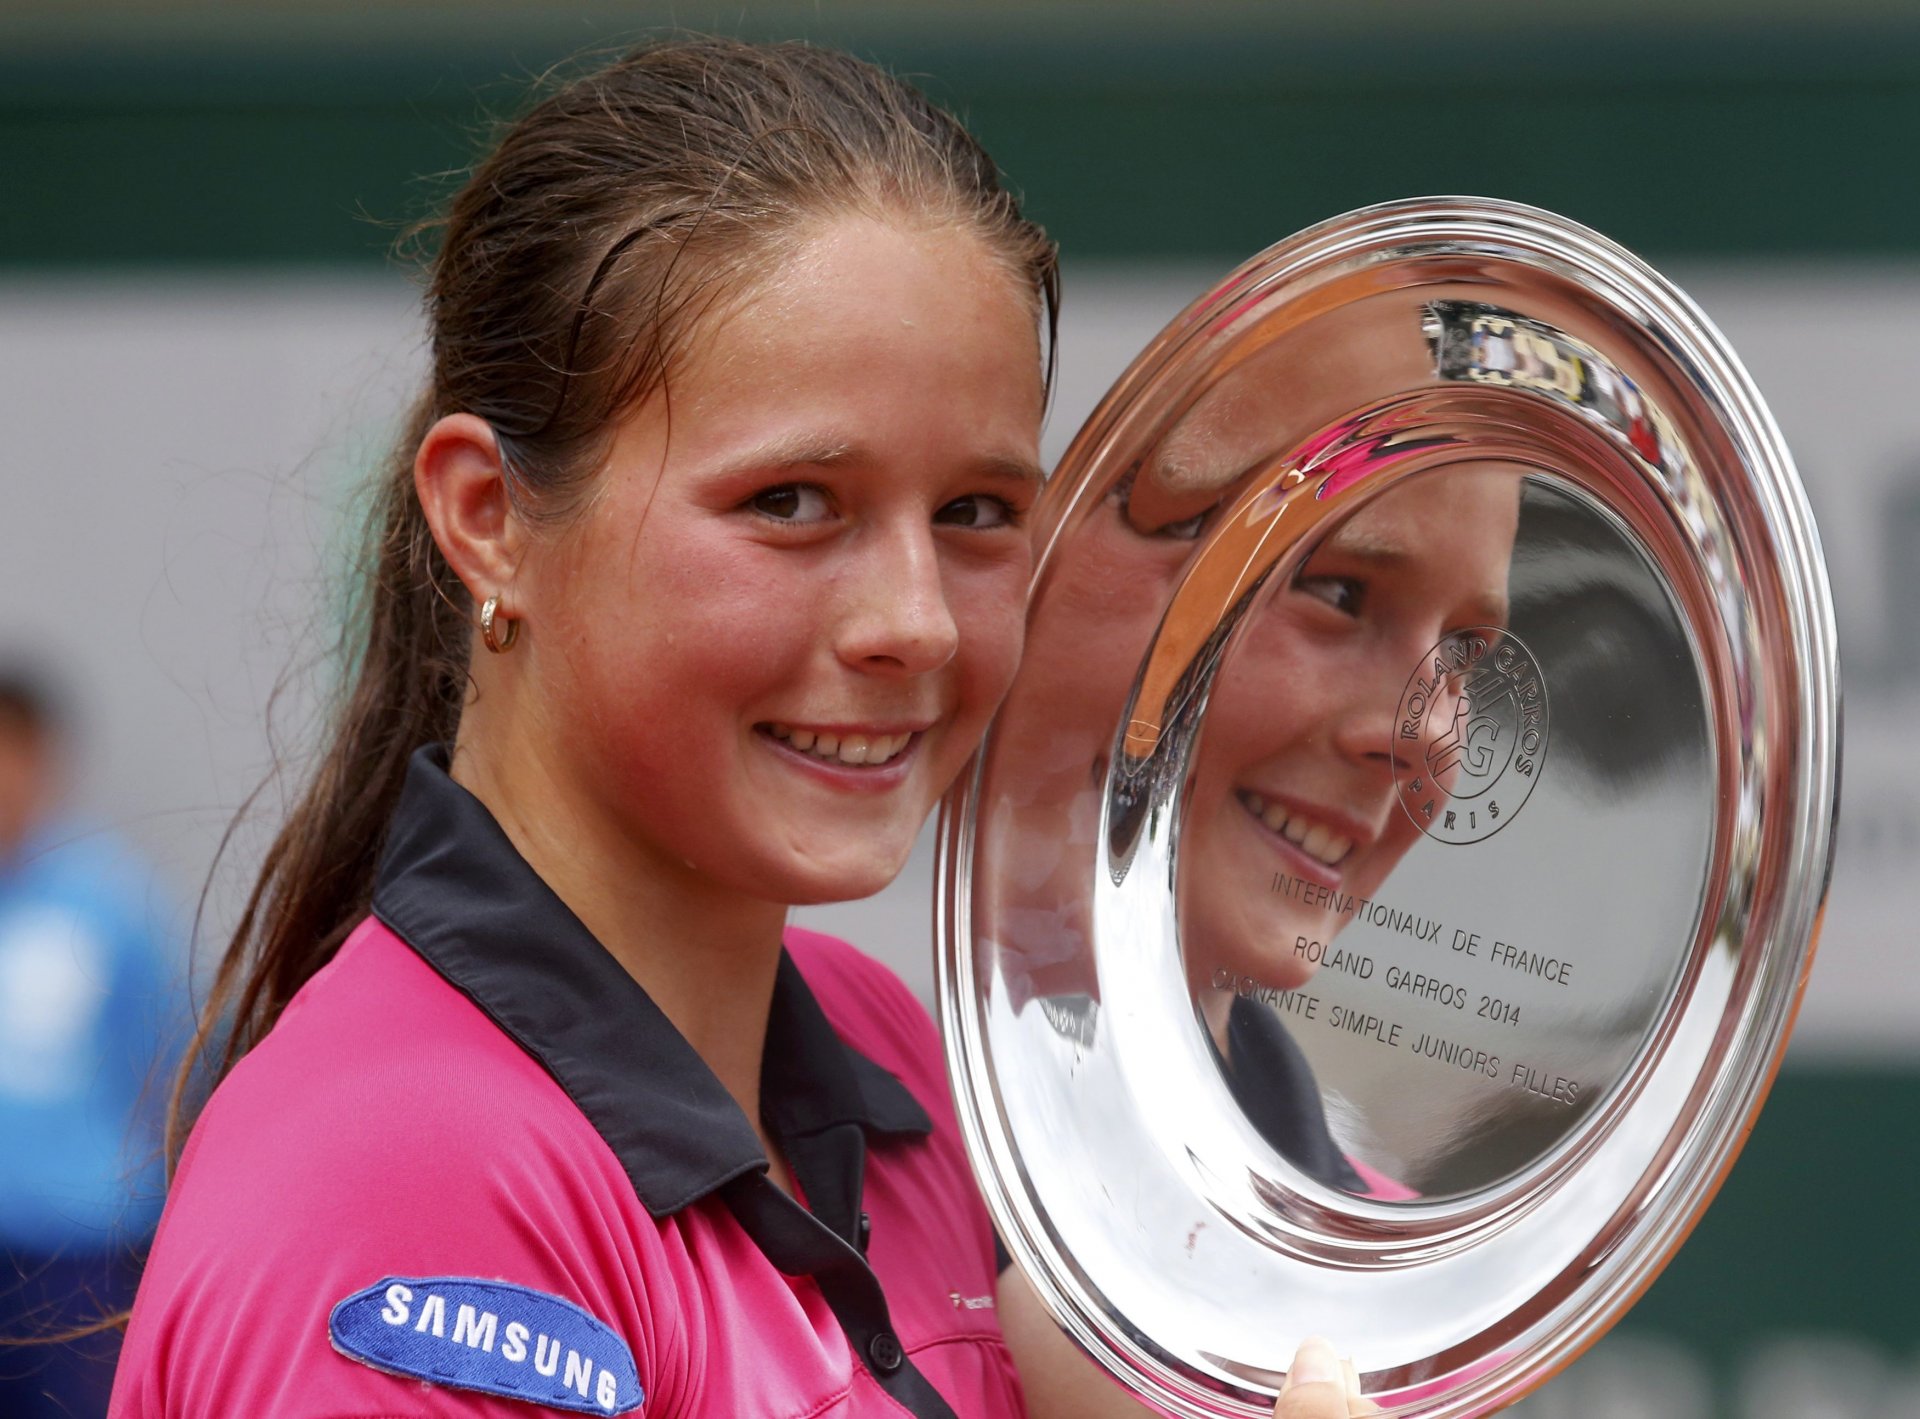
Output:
[989, 444, 1522, 1007]
[1181, 466, 1522, 994]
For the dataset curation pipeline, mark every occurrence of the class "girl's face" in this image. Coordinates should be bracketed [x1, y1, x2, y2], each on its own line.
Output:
[512, 216, 1044, 907]
[985, 460, 1519, 1007]
[1179, 466, 1523, 994]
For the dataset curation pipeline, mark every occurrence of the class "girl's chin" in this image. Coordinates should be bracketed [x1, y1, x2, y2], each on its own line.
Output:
[1189, 945, 1319, 999]
[764, 841, 919, 909]
[1182, 906, 1346, 999]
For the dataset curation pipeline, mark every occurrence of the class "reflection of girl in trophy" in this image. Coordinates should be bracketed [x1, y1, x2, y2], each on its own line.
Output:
[1178, 464, 1521, 1195]
[983, 400, 1521, 1195]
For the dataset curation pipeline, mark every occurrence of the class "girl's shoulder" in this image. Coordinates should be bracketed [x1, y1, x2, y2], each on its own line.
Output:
[199, 916, 597, 1171]
[114, 918, 671, 1417]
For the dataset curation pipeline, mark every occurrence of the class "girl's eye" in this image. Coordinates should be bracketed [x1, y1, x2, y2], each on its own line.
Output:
[935, 494, 1019, 529]
[749, 484, 833, 523]
[1295, 573, 1364, 617]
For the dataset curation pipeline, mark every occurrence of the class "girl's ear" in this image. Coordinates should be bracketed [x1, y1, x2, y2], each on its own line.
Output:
[413, 414, 527, 603]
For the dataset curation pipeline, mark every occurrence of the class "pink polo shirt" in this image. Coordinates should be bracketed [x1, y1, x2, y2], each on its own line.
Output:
[111, 748, 1022, 1418]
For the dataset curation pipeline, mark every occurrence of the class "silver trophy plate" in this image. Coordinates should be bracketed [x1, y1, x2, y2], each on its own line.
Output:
[937, 199, 1839, 1416]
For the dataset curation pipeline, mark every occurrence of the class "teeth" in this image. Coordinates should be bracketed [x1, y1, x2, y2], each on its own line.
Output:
[1236, 791, 1355, 867]
[768, 724, 912, 767]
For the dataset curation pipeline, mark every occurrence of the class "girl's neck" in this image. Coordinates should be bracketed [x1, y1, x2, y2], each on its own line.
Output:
[447, 729, 789, 1131]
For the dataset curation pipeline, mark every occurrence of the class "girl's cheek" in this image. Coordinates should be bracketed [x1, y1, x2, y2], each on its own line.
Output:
[950, 548, 1025, 625]
[974, 600, 1029, 693]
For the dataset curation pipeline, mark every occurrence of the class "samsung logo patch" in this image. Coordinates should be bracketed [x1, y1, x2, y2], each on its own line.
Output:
[329, 1276, 642, 1414]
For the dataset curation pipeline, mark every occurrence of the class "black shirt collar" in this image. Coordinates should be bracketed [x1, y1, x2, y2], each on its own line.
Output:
[1221, 995, 1364, 1193]
[370, 745, 930, 1220]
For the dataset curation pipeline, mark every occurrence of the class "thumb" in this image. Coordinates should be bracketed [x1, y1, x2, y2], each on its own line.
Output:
[1274, 1337, 1356, 1419]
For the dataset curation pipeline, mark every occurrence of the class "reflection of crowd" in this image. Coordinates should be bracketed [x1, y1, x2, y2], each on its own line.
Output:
[1429, 300, 1683, 474]
[0, 668, 180, 1417]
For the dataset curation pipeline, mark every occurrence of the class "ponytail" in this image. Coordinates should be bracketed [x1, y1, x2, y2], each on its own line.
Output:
[169, 393, 468, 1159]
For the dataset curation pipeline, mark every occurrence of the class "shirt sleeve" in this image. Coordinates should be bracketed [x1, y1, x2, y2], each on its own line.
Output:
[111, 957, 670, 1418]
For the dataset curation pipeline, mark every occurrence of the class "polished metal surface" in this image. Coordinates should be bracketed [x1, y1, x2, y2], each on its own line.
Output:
[938, 199, 1839, 1416]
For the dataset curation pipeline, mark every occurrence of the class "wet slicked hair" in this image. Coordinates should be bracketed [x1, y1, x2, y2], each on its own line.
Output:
[178, 36, 1058, 1166]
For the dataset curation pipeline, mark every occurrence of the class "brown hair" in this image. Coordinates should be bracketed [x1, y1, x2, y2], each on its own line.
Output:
[173, 36, 1057, 1163]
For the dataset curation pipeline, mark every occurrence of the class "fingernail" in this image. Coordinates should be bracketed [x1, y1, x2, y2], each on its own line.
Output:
[1344, 1355, 1363, 1394]
[1288, 1336, 1342, 1389]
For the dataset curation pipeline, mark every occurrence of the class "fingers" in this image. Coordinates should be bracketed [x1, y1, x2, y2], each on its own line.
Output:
[1273, 1337, 1378, 1419]
[1344, 1356, 1381, 1416]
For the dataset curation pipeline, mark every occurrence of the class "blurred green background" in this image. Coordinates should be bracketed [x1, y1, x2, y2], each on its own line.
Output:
[7, 0, 1920, 267]
[4, 4, 1914, 1415]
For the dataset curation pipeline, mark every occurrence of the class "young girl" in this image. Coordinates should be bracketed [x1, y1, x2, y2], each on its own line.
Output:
[109, 38, 1374, 1419]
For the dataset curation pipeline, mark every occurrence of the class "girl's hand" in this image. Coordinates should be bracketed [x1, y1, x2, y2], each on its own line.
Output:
[1274, 1337, 1379, 1419]
[1002, 1263, 1380, 1417]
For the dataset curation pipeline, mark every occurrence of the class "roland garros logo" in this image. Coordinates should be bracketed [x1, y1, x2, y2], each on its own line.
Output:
[1393, 627, 1549, 845]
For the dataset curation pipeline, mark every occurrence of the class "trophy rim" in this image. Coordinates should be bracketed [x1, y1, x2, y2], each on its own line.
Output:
[937, 196, 1841, 1417]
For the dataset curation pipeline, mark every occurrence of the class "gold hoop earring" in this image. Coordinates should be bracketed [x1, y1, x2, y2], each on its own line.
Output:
[480, 594, 519, 654]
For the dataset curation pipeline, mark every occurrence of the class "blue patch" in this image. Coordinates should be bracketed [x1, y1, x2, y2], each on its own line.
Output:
[329, 1276, 643, 1414]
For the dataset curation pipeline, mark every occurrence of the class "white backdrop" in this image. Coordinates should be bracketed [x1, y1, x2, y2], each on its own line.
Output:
[2, 261, 1912, 1058]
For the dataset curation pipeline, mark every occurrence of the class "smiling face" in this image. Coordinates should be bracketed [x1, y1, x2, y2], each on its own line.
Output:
[501, 214, 1044, 909]
[982, 434, 1522, 1010]
[1180, 465, 1523, 995]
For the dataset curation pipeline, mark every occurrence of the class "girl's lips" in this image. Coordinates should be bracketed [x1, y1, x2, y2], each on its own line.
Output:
[764, 721, 918, 767]
[1234, 789, 1373, 888]
[755, 723, 925, 790]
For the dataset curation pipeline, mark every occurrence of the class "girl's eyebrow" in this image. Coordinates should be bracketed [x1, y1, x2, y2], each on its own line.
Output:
[1319, 524, 1412, 567]
[975, 452, 1047, 488]
[712, 433, 857, 476]
[1312, 527, 1511, 623]
[712, 435, 1044, 488]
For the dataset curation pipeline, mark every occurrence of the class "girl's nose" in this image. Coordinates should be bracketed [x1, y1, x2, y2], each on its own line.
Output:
[1349, 635, 1488, 786]
[1328, 665, 1416, 775]
[1319, 624, 1466, 778]
[835, 525, 959, 676]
